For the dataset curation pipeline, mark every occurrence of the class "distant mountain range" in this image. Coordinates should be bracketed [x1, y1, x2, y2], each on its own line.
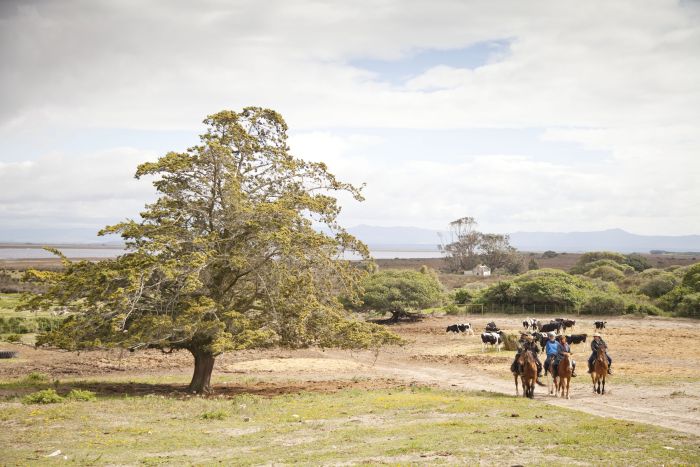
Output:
[347, 225, 700, 253]
[2, 225, 699, 254]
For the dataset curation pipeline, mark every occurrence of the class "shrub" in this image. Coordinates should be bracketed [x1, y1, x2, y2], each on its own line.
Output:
[22, 389, 64, 404]
[580, 294, 626, 315]
[442, 303, 461, 315]
[201, 410, 228, 420]
[674, 292, 700, 318]
[67, 389, 96, 401]
[353, 269, 445, 322]
[4, 334, 22, 343]
[570, 252, 626, 274]
[22, 372, 50, 384]
[452, 288, 473, 305]
[623, 253, 652, 272]
[681, 263, 700, 292]
[639, 273, 679, 298]
[528, 258, 539, 270]
[586, 265, 626, 282]
[541, 250, 558, 258]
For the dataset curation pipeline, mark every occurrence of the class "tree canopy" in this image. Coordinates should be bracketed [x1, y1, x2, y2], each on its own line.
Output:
[25, 107, 400, 393]
[352, 269, 444, 322]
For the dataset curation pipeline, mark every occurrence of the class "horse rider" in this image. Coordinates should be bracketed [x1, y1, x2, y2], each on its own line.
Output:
[588, 332, 613, 374]
[554, 334, 577, 377]
[543, 331, 558, 375]
[511, 332, 545, 386]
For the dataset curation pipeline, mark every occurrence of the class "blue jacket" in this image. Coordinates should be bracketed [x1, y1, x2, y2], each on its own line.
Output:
[545, 340, 558, 356]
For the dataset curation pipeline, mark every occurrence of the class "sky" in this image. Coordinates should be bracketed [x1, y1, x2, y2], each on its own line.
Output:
[1, 0, 699, 242]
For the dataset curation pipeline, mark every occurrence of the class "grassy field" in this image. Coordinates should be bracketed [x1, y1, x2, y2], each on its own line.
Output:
[1, 376, 698, 466]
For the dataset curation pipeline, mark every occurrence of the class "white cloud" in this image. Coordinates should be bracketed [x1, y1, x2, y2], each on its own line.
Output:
[0, 0, 699, 235]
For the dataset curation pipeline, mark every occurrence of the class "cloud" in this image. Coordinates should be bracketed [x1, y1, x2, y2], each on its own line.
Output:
[0, 0, 699, 235]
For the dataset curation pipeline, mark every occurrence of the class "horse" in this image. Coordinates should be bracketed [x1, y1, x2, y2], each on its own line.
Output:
[546, 357, 557, 396]
[514, 350, 537, 398]
[591, 344, 609, 394]
[556, 352, 573, 399]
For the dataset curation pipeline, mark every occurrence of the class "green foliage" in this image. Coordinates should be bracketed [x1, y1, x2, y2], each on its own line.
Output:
[585, 265, 625, 282]
[527, 258, 539, 270]
[623, 254, 652, 272]
[201, 409, 228, 420]
[570, 252, 626, 274]
[442, 303, 461, 315]
[479, 269, 594, 309]
[451, 288, 473, 305]
[541, 250, 558, 258]
[639, 272, 679, 298]
[0, 315, 63, 334]
[354, 270, 444, 321]
[22, 108, 399, 393]
[67, 389, 97, 401]
[681, 263, 700, 292]
[4, 333, 21, 343]
[23, 372, 50, 384]
[580, 294, 626, 315]
[22, 388, 64, 404]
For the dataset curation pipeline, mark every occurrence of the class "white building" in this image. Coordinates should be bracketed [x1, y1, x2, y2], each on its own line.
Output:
[463, 264, 491, 276]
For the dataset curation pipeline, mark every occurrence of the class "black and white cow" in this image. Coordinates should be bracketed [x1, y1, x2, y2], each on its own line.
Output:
[522, 317, 539, 331]
[594, 321, 607, 331]
[485, 321, 500, 333]
[481, 331, 503, 352]
[446, 323, 474, 335]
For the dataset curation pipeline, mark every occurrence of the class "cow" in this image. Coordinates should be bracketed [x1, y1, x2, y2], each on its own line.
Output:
[485, 321, 500, 333]
[566, 333, 588, 345]
[560, 319, 576, 332]
[533, 331, 549, 348]
[446, 323, 474, 335]
[594, 321, 607, 331]
[538, 321, 563, 334]
[522, 317, 539, 331]
[481, 331, 503, 352]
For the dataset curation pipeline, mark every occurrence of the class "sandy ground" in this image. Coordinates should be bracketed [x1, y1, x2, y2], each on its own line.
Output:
[1, 314, 699, 435]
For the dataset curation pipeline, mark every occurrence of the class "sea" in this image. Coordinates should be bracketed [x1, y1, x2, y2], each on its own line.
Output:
[0, 246, 444, 260]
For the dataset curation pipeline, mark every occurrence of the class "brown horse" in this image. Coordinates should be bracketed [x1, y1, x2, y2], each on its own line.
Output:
[556, 352, 573, 399]
[514, 350, 537, 398]
[591, 345, 609, 394]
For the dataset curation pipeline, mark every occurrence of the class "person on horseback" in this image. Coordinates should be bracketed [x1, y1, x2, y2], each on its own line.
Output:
[588, 333, 612, 374]
[511, 333, 545, 385]
[554, 335, 577, 377]
[543, 332, 558, 375]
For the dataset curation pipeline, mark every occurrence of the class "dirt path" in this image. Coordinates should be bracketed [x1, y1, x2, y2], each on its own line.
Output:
[364, 358, 700, 436]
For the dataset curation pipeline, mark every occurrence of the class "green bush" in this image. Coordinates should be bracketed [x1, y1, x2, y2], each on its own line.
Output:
[22, 372, 50, 384]
[4, 333, 22, 343]
[681, 263, 700, 292]
[201, 410, 228, 420]
[442, 304, 462, 315]
[570, 252, 626, 274]
[639, 272, 679, 298]
[580, 294, 626, 315]
[353, 269, 445, 321]
[586, 266, 625, 282]
[541, 250, 558, 258]
[452, 288, 473, 304]
[674, 292, 700, 317]
[67, 389, 96, 401]
[623, 254, 652, 272]
[22, 389, 64, 404]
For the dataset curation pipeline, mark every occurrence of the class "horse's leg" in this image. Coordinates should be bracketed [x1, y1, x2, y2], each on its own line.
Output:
[591, 374, 596, 393]
[602, 376, 606, 395]
[565, 378, 570, 399]
[514, 374, 519, 396]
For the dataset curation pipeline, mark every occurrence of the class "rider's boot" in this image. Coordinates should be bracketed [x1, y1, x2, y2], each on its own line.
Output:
[607, 366, 613, 375]
[587, 363, 593, 374]
[536, 374, 545, 386]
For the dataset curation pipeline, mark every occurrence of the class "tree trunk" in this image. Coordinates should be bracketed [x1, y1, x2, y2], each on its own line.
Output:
[188, 349, 216, 394]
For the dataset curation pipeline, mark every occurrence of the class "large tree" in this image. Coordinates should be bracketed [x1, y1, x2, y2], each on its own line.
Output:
[25, 107, 400, 393]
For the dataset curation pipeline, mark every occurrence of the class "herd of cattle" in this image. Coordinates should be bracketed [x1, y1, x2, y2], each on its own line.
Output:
[446, 318, 608, 352]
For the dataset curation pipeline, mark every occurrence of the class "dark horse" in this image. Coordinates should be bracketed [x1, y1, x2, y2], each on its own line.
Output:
[591, 344, 609, 394]
[514, 350, 537, 398]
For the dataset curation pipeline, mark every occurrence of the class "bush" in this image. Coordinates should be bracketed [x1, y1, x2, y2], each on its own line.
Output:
[639, 273, 679, 298]
[201, 410, 228, 420]
[586, 266, 625, 282]
[570, 252, 626, 274]
[681, 263, 700, 292]
[541, 250, 558, 258]
[67, 389, 96, 401]
[353, 269, 445, 321]
[674, 292, 700, 317]
[623, 253, 652, 272]
[4, 333, 22, 343]
[452, 288, 473, 305]
[442, 303, 462, 315]
[580, 294, 626, 315]
[22, 389, 64, 404]
[22, 372, 50, 384]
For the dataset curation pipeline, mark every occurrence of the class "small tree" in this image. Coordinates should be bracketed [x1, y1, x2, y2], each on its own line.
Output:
[355, 270, 444, 322]
[24, 107, 400, 393]
[528, 258, 540, 270]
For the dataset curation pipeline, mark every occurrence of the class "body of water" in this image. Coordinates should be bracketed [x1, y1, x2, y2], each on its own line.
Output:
[0, 247, 443, 260]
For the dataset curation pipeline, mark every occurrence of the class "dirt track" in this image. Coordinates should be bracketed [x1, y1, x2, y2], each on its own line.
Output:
[1, 315, 699, 435]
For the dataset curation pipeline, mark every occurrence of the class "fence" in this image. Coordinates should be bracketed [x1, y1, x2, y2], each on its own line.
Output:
[460, 303, 576, 316]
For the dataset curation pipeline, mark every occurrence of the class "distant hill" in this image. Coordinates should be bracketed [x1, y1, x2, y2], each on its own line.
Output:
[347, 225, 700, 253]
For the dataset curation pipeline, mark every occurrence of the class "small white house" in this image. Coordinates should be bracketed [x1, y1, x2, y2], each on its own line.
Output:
[463, 264, 491, 276]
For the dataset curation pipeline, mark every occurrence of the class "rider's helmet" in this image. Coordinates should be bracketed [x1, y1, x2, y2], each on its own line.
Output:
[547, 332, 556, 338]
[593, 332, 601, 338]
